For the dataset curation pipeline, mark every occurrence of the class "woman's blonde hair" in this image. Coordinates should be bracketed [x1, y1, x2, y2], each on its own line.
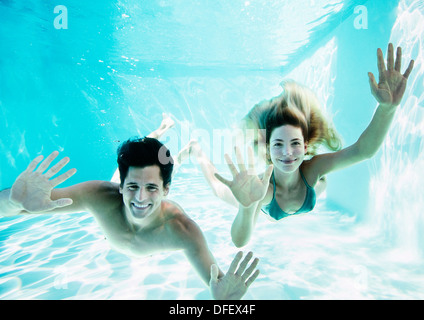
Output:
[242, 80, 342, 159]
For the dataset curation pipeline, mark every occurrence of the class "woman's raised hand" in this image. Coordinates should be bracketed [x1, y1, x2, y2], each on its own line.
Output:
[214, 146, 273, 208]
[368, 43, 414, 109]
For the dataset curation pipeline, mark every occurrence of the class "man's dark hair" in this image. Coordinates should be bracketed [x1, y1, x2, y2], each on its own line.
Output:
[117, 137, 174, 188]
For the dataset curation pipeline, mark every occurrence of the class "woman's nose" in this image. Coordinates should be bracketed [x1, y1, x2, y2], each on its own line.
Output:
[282, 145, 292, 155]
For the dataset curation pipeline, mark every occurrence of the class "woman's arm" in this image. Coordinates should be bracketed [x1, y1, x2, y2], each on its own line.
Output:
[231, 202, 263, 248]
[310, 43, 414, 177]
[215, 147, 273, 247]
[357, 44, 414, 159]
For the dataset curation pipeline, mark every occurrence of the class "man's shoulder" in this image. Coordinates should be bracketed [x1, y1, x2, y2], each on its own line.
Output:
[94, 180, 121, 193]
[77, 180, 120, 198]
[49, 180, 121, 215]
[162, 200, 192, 225]
[162, 199, 185, 215]
[77, 180, 122, 210]
[162, 200, 202, 239]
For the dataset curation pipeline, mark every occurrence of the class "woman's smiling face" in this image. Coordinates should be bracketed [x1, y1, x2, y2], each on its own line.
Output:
[268, 125, 307, 173]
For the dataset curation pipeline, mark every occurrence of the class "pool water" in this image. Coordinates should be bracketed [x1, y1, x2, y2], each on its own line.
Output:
[1, 0, 424, 299]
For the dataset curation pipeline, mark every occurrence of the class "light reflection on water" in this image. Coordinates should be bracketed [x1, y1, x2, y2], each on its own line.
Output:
[1, 171, 424, 300]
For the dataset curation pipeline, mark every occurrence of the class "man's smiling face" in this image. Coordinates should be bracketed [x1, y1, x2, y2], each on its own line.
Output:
[120, 165, 169, 225]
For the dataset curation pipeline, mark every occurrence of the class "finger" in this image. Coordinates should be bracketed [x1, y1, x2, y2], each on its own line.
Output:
[245, 269, 260, 288]
[403, 59, 414, 79]
[35, 151, 59, 173]
[210, 264, 219, 284]
[228, 251, 243, 274]
[234, 147, 246, 172]
[49, 168, 77, 187]
[44, 156, 70, 179]
[368, 72, 378, 96]
[387, 43, 394, 71]
[247, 146, 256, 174]
[394, 46, 402, 72]
[377, 48, 386, 82]
[214, 172, 232, 187]
[262, 165, 273, 184]
[395, 78, 407, 104]
[25, 155, 44, 173]
[241, 257, 259, 280]
[224, 153, 238, 177]
[235, 251, 253, 276]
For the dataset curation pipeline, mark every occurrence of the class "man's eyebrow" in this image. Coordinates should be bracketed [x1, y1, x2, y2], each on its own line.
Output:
[125, 182, 159, 187]
[145, 183, 159, 187]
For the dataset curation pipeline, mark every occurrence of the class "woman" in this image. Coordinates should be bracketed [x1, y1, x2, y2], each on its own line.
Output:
[213, 43, 414, 247]
[187, 80, 341, 207]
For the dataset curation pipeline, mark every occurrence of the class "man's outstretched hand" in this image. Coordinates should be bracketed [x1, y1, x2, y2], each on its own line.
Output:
[210, 251, 260, 300]
[9, 151, 76, 213]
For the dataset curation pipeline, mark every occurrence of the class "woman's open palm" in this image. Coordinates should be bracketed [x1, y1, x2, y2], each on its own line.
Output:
[368, 43, 414, 108]
[214, 147, 273, 208]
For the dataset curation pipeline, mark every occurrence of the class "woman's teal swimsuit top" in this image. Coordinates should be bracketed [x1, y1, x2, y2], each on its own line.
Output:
[261, 169, 316, 220]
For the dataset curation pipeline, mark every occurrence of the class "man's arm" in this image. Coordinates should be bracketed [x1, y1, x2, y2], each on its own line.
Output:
[175, 214, 260, 300]
[173, 215, 221, 284]
[0, 151, 99, 217]
[0, 188, 25, 216]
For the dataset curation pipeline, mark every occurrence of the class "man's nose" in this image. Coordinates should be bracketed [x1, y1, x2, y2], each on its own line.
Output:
[135, 188, 146, 201]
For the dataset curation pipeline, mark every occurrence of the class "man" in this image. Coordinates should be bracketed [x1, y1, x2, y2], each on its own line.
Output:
[0, 137, 259, 300]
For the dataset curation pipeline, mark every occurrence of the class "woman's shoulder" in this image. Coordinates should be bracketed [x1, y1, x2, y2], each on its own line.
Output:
[300, 159, 321, 187]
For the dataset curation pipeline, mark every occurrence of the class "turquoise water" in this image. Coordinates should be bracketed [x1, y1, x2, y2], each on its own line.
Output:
[1, 0, 424, 299]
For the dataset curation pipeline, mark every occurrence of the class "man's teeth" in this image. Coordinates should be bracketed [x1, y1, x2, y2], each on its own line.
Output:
[133, 203, 150, 209]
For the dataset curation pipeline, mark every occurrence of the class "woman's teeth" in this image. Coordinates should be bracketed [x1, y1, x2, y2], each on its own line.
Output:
[280, 158, 296, 164]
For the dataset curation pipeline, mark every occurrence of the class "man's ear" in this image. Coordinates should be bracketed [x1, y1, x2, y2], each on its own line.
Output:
[304, 142, 308, 155]
[163, 183, 170, 196]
